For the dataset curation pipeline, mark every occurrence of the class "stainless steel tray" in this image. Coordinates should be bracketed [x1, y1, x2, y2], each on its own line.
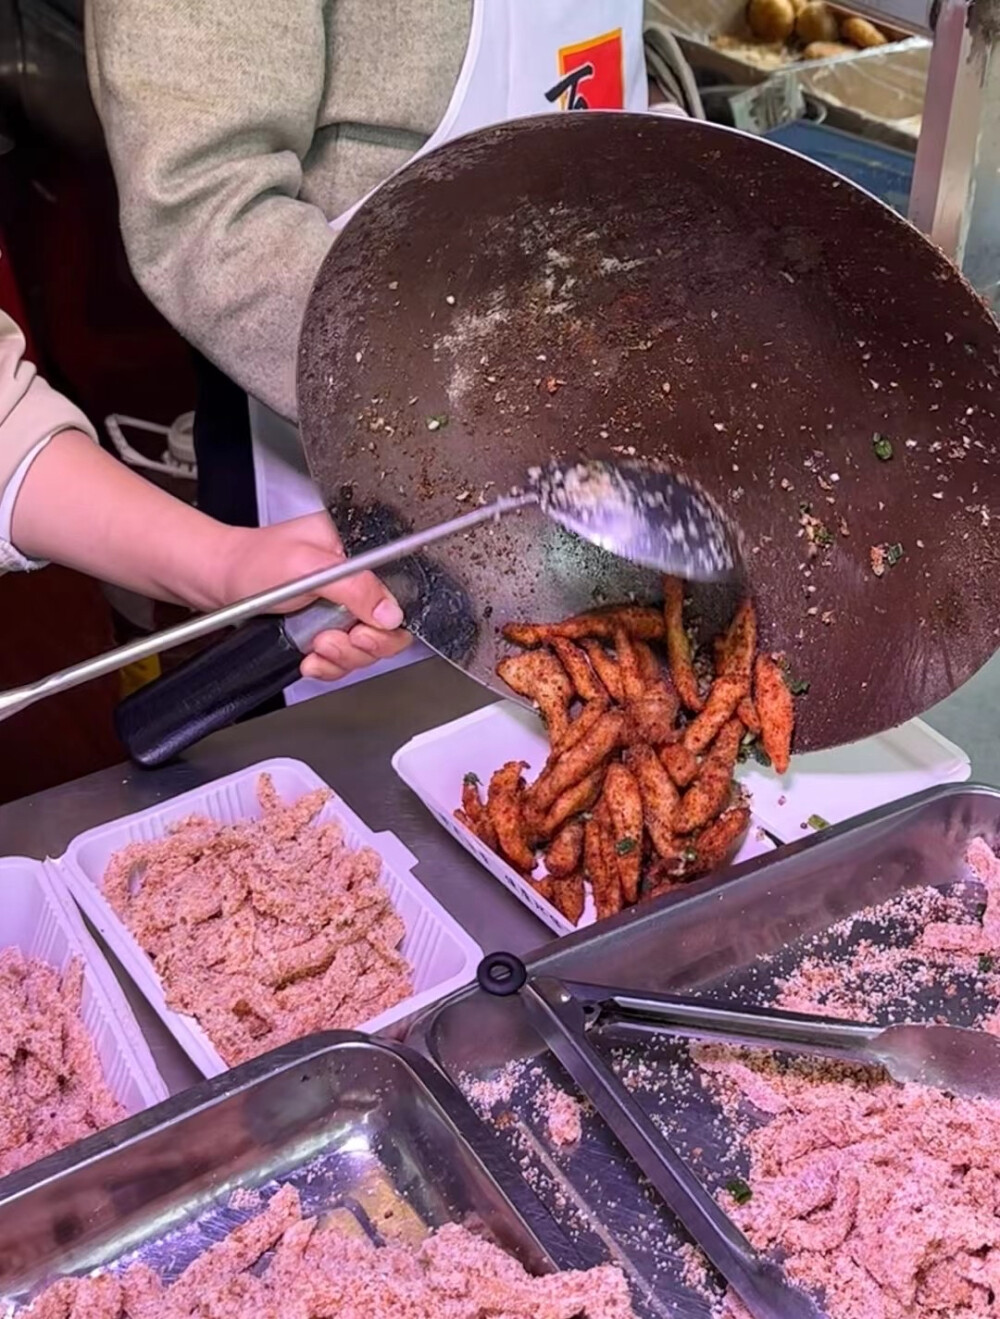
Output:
[0, 1032, 582, 1309]
[413, 784, 1000, 1317]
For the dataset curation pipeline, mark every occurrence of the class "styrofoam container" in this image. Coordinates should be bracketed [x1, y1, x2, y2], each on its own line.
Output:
[0, 857, 168, 1119]
[58, 759, 482, 1078]
[392, 702, 777, 937]
[392, 702, 972, 934]
[737, 718, 970, 843]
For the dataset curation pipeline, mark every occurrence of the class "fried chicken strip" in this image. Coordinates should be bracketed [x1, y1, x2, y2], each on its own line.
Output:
[544, 820, 585, 878]
[683, 676, 747, 755]
[687, 804, 752, 876]
[674, 719, 743, 833]
[550, 697, 609, 759]
[659, 742, 700, 788]
[616, 627, 679, 746]
[614, 627, 646, 704]
[457, 776, 500, 849]
[550, 637, 608, 703]
[580, 641, 624, 704]
[635, 641, 666, 691]
[624, 693, 681, 748]
[663, 576, 704, 713]
[754, 653, 795, 775]
[528, 711, 624, 814]
[602, 763, 643, 904]
[497, 651, 574, 745]
[503, 606, 666, 648]
[717, 599, 757, 682]
[626, 743, 680, 860]
[536, 767, 606, 838]
[737, 697, 761, 735]
[550, 873, 586, 926]
[487, 761, 536, 872]
[584, 810, 622, 920]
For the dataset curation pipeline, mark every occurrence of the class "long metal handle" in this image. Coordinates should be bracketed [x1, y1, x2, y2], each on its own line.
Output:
[0, 493, 531, 725]
[519, 974, 824, 1319]
[583, 987, 883, 1060]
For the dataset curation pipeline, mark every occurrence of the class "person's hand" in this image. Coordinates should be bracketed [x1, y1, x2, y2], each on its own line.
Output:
[217, 511, 412, 683]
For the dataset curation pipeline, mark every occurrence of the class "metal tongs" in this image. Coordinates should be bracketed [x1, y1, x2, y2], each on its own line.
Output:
[479, 954, 1000, 1315]
[477, 953, 833, 1319]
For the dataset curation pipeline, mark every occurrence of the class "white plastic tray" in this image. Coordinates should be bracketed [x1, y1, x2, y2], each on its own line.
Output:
[392, 702, 776, 937]
[736, 719, 970, 842]
[0, 857, 167, 1123]
[58, 759, 482, 1078]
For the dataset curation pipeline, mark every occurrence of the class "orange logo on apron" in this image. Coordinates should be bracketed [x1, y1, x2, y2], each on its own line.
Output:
[546, 28, 625, 111]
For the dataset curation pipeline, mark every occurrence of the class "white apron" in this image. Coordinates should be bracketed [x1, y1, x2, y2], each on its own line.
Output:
[252, 0, 648, 702]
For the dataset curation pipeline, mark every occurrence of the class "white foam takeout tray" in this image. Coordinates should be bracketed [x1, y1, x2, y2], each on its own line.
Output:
[392, 702, 776, 938]
[0, 857, 168, 1125]
[392, 702, 971, 936]
[56, 759, 482, 1078]
[738, 719, 969, 842]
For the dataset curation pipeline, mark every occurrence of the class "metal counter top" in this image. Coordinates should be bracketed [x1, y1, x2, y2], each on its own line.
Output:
[0, 652, 989, 1092]
[0, 659, 552, 1092]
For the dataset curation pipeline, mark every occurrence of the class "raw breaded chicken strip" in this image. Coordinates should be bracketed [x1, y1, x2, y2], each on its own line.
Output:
[0, 950, 124, 1178]
[101, 776, 413, 1066]
[25, 1185, 638, 1318]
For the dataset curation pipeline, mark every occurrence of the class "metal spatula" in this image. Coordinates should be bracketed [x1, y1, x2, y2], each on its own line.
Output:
[583, 986, 1000, 1103]
[0, 458, 739, 729]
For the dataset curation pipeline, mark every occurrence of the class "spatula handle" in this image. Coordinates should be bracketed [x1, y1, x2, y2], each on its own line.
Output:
[0, 492, 530, 728]
[115, 601, 350, 767]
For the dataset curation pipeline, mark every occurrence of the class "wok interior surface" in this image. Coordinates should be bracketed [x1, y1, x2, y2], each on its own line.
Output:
[299, 112, 1000, 751]
[419, 785, 1000, 1316]
[0, 1037, 564, 1306]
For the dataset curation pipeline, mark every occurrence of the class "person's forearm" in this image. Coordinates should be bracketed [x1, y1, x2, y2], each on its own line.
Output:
[10, 431, 233, 610]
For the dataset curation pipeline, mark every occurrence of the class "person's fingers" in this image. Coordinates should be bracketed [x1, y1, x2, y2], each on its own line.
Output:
[300, 653, 347, 683]
[298, 622, 411, 684]
[347, 624, 413, 659]
[316, 568, 404, 632]
[308, 626, 387, 676]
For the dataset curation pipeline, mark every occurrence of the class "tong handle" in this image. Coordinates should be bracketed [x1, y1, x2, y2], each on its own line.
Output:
[578, 985, 883, 1059]
[477, 957, 824, 1319]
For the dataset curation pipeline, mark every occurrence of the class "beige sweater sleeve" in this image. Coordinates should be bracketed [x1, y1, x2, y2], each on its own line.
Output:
[86, 0, 336, 423]
[0, 311, 96, 502]
[0, 311, 97, 572]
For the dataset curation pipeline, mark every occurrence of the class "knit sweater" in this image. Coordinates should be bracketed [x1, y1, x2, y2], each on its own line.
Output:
[86, 0, 472, 421]
[86, 1, 689, 422]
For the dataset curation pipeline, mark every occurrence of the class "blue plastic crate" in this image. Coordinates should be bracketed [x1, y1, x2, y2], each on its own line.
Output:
[765, 121, 914, 216]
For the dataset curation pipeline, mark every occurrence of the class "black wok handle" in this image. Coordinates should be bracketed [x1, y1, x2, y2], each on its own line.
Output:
[115, 601, 350, 768]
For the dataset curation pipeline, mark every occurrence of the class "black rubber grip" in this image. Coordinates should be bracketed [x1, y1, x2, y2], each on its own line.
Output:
[115, 617, 302, 768]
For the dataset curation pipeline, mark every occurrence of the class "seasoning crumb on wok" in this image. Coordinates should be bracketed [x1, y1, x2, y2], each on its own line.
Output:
[871, 542, 904, 577]
[101, 775, 413, 1066]
[0, 950, 124, 1178]
[23, 1183, 639, 1319]
[457, 585, 801, 927]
